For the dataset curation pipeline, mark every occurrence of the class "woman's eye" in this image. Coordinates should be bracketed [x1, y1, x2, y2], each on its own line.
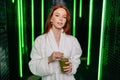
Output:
[63, 16, 66, 19]
[55, 15, 59, 17]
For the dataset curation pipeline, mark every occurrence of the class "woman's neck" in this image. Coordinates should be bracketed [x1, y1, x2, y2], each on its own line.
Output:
[52, 27, 61, 36]
[51, 27, 62, 45]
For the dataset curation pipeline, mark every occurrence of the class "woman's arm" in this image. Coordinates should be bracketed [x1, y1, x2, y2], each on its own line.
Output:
[69, 37, 82, 74]
[28, 36, 51, 76]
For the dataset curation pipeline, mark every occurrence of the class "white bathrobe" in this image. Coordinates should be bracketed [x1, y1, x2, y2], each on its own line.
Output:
[29, 29, 82, 80]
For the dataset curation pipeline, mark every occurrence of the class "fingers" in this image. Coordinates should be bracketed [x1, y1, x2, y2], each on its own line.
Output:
[51, 52, 63, 61]
[48, 52, 63, 63]
[63, 62, 72, 73]
[54, 52, 63, 60]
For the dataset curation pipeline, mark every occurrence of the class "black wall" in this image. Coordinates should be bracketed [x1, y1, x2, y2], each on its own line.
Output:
[0, 0, 10, 80]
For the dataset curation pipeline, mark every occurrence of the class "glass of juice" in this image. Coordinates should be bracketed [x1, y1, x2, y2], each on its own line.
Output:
[59, 57, 69, 73]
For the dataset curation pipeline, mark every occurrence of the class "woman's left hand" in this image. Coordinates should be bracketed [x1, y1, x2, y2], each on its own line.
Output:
[63, 61, 72, 73]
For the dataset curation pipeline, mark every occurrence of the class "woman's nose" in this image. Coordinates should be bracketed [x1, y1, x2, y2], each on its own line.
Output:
[59, 17, 63, 21]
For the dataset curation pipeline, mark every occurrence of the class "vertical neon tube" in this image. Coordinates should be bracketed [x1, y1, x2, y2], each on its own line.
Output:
[17, 0, 23, 77]
[87, 0, 93, 66]
[98, 0, 106, 80]
[73, 0, 76, 36]
[20, 0, 24, 54]
[23, 1, 28, 54]
[79, 0, 82, 18]
[31, 0, 34, 46]
[41, 0, 44, 34]
[20, 0, 23, 77]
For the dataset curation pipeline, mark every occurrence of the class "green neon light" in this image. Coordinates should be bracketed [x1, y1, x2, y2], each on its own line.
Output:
[87, 0, 93, 66]
[17, 0, 23, 77]
[12, 0, 14, 3]
[98, 0, 106, 80]
[73, 0, 76, 36]
[23, 1, 28, 54]
[20, 0, 24, 53]
[31, 0, 34, 46]
[41, 0, 44, 34]
[79, 0, 82, 18]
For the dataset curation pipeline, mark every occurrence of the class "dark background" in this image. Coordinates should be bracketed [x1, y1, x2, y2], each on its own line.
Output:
[0, 0, 120, 80]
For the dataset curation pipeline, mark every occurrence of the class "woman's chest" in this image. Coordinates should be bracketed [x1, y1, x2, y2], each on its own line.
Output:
[45, 40, 73, 58]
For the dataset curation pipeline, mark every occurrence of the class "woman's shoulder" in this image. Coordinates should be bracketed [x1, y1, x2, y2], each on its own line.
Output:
[34, 34, 46, 42]
[65, 34, 78, 41]
[64, 34, 79, 45]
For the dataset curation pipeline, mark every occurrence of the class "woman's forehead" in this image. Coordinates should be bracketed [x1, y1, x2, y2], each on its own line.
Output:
[54, 8, 67, 15]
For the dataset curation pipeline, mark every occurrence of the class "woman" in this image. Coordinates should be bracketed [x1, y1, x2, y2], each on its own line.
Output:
[29, 4, 82, 80]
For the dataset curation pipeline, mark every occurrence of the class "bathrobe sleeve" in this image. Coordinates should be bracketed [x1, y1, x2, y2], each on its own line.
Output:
[29, 36, 51, 76]
[69, 37, 82, 75]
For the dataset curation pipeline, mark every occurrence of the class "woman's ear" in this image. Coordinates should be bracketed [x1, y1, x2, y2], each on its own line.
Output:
[50, 19, 53, 24]
[50, 18, 53, 23]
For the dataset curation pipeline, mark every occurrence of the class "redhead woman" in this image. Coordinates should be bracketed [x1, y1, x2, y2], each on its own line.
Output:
[29, 4, 82, 80]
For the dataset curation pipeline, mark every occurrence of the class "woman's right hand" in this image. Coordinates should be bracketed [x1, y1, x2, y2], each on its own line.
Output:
[48, 52, 63, 63]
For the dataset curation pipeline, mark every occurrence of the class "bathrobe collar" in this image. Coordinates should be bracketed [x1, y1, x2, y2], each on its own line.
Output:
[47, 29, 65, 52]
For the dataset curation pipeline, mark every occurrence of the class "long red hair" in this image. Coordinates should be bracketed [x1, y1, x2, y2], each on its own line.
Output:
[44, 4, 71, 35]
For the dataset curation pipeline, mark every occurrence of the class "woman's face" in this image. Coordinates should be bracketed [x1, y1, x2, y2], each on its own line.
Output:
[51, 8, 67, 30]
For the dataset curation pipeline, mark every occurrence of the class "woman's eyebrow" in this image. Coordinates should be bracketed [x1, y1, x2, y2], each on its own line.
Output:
[54, 11, 67, 17]
[54, 12, 60, 14]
